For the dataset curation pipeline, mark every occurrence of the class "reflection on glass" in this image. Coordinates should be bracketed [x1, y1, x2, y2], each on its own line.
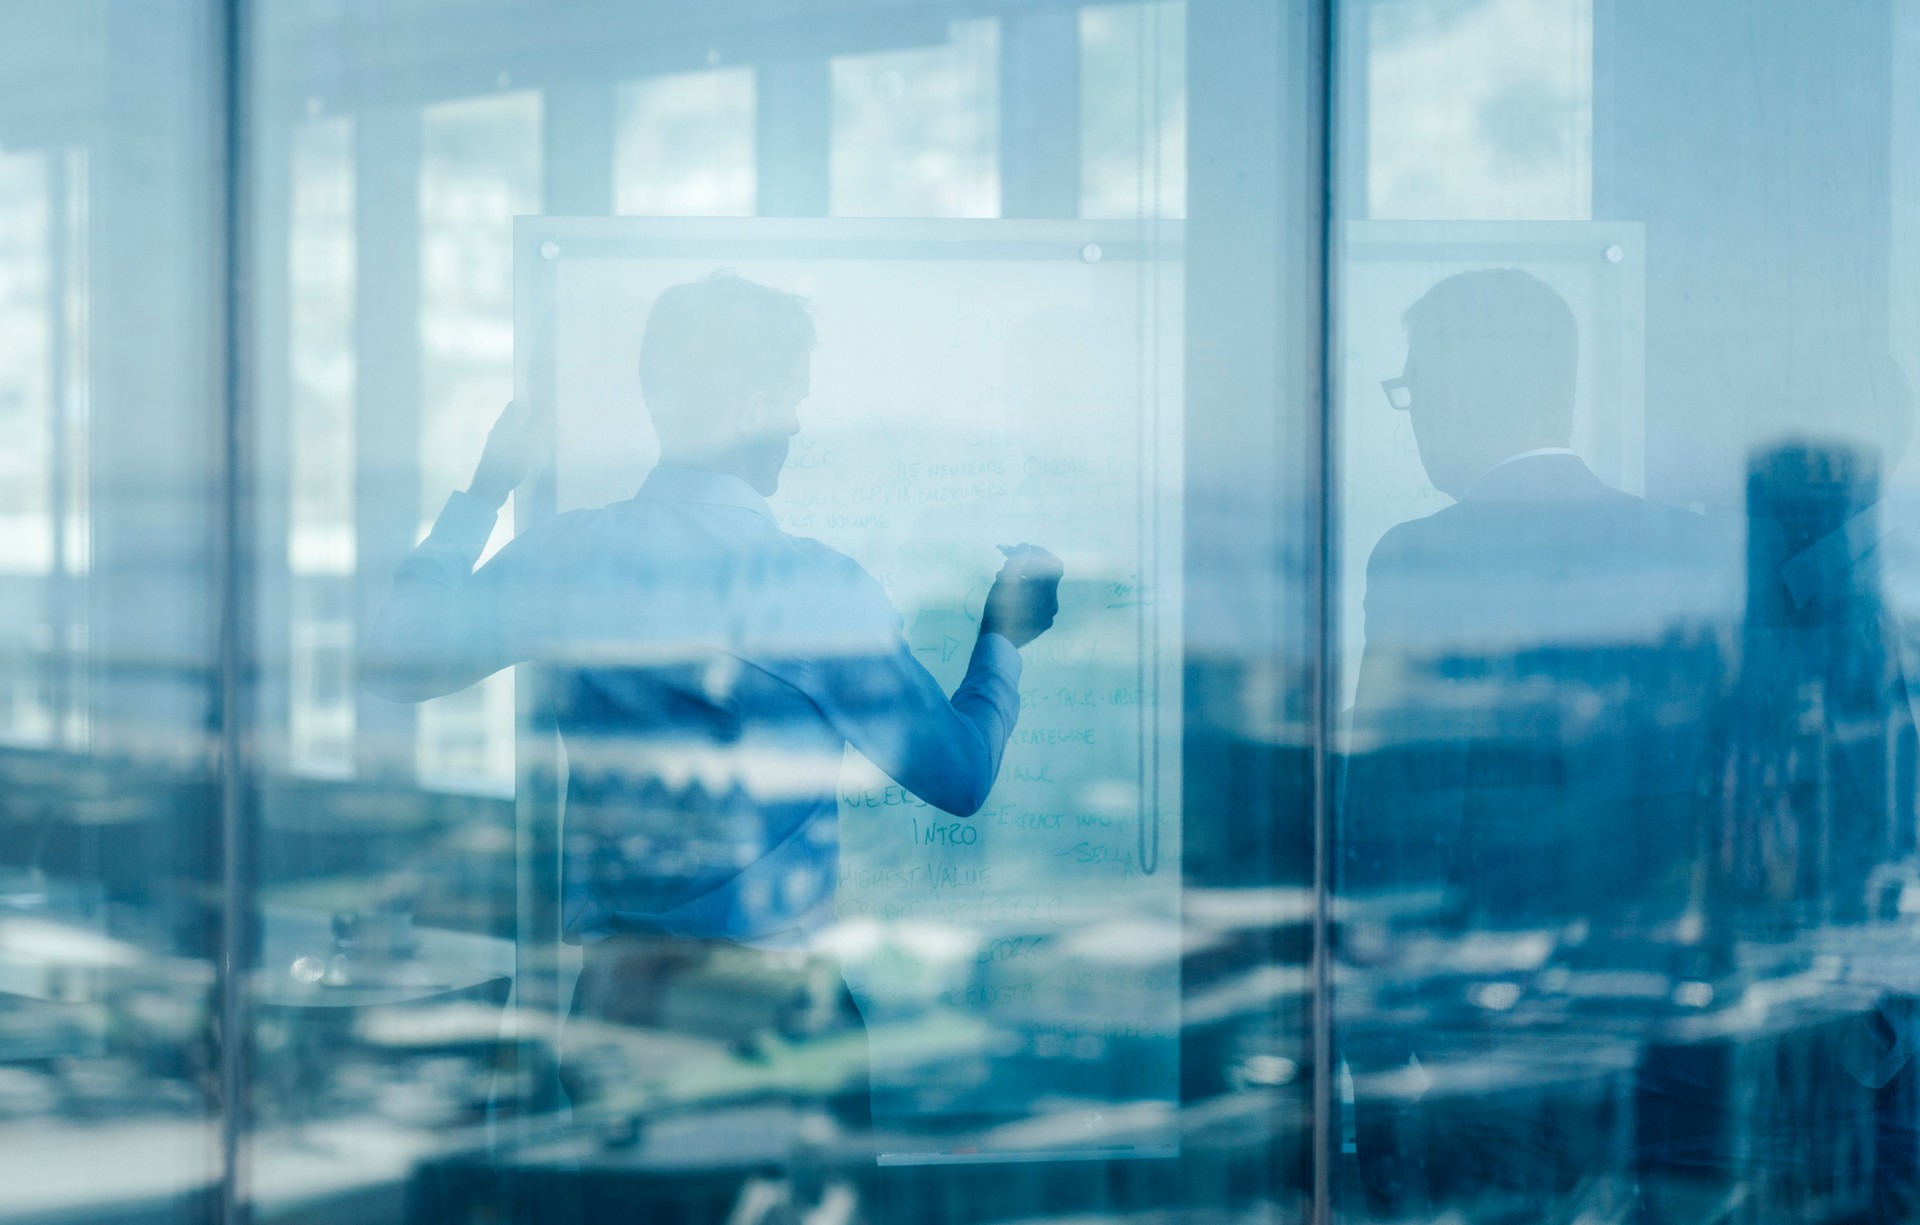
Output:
[236, 4, 1248, 1216]
[1338, 3, 1920, 1221]
[0, 3, 219, 1219]
[473, 215, 1190, 1200]
[368, 263, 1116, 1203]
[49, 0, 1918, 1217]
[1340, 268, 1730, 1218]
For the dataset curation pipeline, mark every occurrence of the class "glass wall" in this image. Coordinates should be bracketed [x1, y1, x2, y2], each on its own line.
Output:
[238, 2, 1319, 1223]
[1335, 2, 1920, 1222]
[0, 1, 227, 1221]
[6, 1, 1920, 1224]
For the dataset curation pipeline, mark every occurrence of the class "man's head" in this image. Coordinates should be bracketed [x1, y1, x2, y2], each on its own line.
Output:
[639, 271, 816, 495]
[1396, 268, 1579, 498]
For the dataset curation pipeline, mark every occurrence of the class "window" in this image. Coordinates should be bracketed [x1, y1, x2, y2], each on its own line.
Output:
[12, 2, 1916, 1223]
[414, 92, 541, 792]
[1335, 4, 1920, 1223]
[287, 115, 355, 774]
[0, 146, 88, 750]
[1080, 1, 1187, 220]
[1359, 0, 1592, 220]
[0, 3, 223, 1219]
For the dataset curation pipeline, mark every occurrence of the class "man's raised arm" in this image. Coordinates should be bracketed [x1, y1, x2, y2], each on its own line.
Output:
[820, 544, 1064, 817]
[362, 402, 543, 702]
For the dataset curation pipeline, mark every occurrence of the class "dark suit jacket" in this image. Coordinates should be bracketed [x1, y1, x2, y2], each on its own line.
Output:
[1343, 453, 1732, 931]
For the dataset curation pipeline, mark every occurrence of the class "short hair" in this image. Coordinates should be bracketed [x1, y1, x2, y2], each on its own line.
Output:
[638, 272, 816, 443]
[1402, 268, 1578, 442]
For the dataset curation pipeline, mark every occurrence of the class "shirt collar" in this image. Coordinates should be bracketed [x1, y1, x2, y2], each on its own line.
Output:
[636, 465, 775, 521]
[1460, 447, 1583, 501]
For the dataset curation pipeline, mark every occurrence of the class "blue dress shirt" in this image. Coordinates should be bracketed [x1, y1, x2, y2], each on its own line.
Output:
[365, 465, 1023, 945]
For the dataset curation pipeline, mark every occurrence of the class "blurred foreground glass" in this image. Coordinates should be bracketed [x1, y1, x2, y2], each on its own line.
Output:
[0, 1, 225, 1221]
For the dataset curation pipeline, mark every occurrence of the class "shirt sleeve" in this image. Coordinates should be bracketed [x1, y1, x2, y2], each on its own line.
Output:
[812, 619, 1025, 819]
[361, 491, 527, 702]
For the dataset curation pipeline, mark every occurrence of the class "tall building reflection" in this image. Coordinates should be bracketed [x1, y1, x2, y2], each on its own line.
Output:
[1337, 332, 1920, 1224]
[1714, 441, 1908, 937]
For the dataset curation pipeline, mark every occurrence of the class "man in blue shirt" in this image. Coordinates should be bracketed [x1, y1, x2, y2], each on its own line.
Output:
[363, 271, 1062, 1158]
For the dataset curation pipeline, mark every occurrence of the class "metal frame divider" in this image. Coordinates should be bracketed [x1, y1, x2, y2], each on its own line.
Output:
[217, 0, 257, 1221]
[1308, 2, 1339, 1223]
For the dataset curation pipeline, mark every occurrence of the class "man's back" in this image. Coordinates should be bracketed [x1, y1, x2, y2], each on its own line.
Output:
[452, 465, 1022, 945]
[529, 478, 880, 943]
[1345, 453, 1731, 929]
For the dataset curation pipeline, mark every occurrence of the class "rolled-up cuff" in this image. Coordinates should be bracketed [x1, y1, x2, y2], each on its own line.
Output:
[970, 631, 1024, 686]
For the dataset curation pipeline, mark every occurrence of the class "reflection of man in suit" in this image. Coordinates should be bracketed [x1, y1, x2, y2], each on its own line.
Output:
[1341, 268, 1729, 1219]
[1345, 268, 1727, 932]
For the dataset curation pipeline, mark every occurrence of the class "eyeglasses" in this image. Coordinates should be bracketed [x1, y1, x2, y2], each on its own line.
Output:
[1381, 377, 1412, 411]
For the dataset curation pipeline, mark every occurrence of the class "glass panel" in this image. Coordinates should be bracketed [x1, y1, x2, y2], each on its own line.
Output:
[23, 0, 1920, 1218]
[0, 147, 57, 744]
[249, 1, 1319, 1222]
[1336, 2, 1920, 1222]
[0, 0, 224, 1220]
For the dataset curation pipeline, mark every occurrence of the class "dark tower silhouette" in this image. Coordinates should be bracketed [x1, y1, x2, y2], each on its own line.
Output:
[1714, 440, 1904, 937]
